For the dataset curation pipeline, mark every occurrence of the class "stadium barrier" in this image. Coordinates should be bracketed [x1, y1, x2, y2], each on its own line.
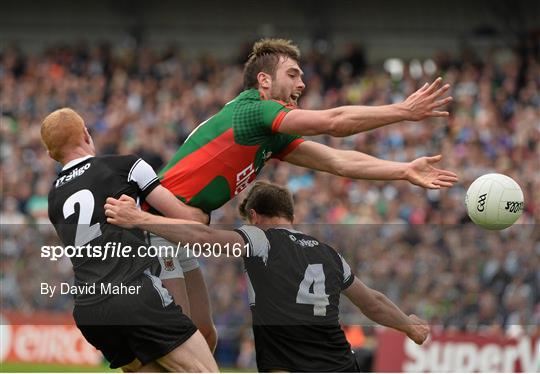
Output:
[0, 311, 101, 366]
[374, 328, 539, 372]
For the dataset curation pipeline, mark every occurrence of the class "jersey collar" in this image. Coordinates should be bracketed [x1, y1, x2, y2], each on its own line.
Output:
[62, 155, 93, 171]
[275, 226, 303, 234]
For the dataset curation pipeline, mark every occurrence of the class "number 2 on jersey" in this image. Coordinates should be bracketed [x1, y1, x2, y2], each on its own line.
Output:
[296, 264, 329, 316]
[63, 189, 102, 246]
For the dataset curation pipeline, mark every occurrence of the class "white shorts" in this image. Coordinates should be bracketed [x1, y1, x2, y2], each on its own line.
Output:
[149, 234, 200, 280]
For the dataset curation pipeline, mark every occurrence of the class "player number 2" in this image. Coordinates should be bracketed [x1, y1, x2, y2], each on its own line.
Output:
[63, 189, 102, 246]
[296, 264, 330, 316]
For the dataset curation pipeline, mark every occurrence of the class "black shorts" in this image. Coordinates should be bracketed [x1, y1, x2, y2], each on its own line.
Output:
[73, 271, 197, 369]
[261, 358, 359, 373]
[254, 325, 358, 372]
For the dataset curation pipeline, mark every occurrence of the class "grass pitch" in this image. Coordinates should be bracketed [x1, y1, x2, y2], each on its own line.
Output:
[0, 362, 116, 372]
[0, 362, 251, 372]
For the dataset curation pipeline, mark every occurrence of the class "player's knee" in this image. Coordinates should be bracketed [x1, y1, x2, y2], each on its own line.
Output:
[158, 331, 218, 373]
[161, 358, 217, 373]
[200, 359, 219, 373]
[121, 359, 142, 372]
[193, 356, 219, 373]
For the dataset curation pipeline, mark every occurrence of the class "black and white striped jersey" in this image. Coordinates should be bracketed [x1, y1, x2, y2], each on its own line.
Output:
[47, 155, 160, 305]
[235, 226, 356, 372]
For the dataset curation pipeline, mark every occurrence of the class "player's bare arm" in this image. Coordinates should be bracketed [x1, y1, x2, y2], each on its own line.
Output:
[105, 195, 246, 251]
[279, 78, 452, 137]
[342, 277, 430, 345]
[284, 140, 458, 189]
[146, 185, 209, 224]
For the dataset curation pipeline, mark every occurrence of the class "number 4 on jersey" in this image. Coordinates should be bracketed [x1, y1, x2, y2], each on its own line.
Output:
[296, 264, 329, 316]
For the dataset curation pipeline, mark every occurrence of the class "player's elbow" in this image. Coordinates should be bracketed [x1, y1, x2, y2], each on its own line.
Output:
[326, 109, 349, 137]
[304, 109, 343, 137]
[325, 110, 341, 137]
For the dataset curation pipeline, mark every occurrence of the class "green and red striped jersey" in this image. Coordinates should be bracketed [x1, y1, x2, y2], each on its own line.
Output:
[158, 89, 304, 213]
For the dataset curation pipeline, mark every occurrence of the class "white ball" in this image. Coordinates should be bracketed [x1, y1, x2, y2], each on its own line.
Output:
[465, 173, 524, 230]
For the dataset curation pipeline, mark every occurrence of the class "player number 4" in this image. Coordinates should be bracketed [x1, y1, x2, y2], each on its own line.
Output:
[296, 264, 329, 316]
[63, 189, 102, 246]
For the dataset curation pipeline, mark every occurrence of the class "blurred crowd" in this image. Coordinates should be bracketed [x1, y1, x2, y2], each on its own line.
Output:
[1, 38, 539, 367]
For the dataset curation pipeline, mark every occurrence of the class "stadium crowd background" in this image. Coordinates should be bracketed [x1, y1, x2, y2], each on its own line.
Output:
[1, 31, 539, 367]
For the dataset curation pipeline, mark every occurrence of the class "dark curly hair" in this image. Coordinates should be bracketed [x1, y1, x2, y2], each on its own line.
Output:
[238, 181, 294, 221]
[243, 38, 301, 90]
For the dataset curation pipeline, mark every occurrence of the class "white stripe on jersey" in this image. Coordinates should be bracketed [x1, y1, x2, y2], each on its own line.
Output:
[339, 254, 352, 286]
[128, 158, 159, 192]
[144, 269, 174, 307]
[245, 272, 256, 306]
[237, 225, 270, 265]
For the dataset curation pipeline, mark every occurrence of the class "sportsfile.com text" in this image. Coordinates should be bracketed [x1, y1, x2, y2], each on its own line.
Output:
[41, 242, 250, 261]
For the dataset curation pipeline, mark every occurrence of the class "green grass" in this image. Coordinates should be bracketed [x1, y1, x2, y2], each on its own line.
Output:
[0, 362, 116, 372]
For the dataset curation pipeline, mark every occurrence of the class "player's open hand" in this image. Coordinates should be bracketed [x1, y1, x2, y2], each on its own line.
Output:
[104, 194, 140, 229]
[401, 77, 453, 121]
[406, 314, 430, 345]
[405, 155, 458, 189]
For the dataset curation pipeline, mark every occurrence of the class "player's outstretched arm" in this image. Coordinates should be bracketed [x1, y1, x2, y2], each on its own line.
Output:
[279, 78, 452, 137]
[104, 195, 246, 252]
[343, 277, 430, 345]
[284, 141, 458, 189]
[146, 185, 209, 224]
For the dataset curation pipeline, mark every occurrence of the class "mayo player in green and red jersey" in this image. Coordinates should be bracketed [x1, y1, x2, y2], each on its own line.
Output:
[158, 90, 301, 213]
[152, 38, 458, 352]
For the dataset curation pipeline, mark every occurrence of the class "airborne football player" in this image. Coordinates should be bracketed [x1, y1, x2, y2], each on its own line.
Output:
[152, 38, 457, 350]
